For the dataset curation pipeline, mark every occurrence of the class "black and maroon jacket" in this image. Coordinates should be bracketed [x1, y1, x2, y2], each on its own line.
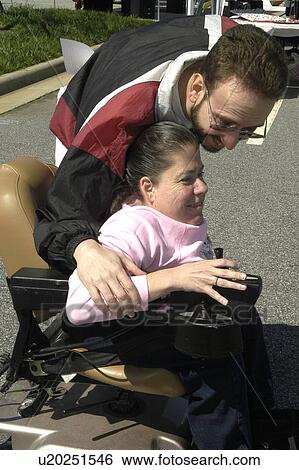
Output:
[34, 15, 236, 274]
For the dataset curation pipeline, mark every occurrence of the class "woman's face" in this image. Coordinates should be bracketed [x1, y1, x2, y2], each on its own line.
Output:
[143, 144, 208, 226]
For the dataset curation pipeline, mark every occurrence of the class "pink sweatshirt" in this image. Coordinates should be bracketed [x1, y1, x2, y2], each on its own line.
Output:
[66, 204, 213, 325]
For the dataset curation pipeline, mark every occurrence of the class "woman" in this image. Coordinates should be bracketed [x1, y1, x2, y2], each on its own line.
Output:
[66, 122, 246, 324]
[64, 122, 255, 450]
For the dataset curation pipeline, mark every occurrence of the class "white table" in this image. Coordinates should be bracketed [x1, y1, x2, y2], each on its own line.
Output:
[234, 18, 299, 37]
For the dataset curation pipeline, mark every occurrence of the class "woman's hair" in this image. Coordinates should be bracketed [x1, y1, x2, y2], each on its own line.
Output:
[110, 122, 199, 214]
[193, 24, 288, 99]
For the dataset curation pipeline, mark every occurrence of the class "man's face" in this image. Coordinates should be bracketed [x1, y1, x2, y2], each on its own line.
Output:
[190, 78, 276, 153]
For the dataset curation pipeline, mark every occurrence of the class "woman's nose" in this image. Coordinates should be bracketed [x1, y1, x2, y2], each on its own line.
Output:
[194, 178, 208, 195]
[222, 130, 240, 150]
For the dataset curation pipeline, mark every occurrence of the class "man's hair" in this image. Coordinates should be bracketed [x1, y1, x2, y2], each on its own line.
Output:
[110, 122, 199, 214]
[200, 24, 288, 99]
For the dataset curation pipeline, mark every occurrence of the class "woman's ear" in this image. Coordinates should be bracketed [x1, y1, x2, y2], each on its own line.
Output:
[139, 176, 155, 205]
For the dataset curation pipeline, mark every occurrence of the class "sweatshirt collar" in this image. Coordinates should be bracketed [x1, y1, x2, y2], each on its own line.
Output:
[123, 203, 208, 245]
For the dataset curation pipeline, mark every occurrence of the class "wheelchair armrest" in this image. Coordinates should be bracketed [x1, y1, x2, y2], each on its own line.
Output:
[8, 266, 262, 315]
[8, 267, 69, 311]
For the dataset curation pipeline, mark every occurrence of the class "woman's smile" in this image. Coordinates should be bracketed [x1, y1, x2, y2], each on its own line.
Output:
[186, 199, 204, 209]
[141, 143, 208, 226]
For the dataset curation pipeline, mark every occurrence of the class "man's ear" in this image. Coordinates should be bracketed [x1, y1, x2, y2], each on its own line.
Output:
[139, 176, 155, 204]
[188, 73, 205, 105]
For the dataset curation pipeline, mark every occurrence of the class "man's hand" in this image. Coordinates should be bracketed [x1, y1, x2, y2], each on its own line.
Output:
[73, 239, 145, 317]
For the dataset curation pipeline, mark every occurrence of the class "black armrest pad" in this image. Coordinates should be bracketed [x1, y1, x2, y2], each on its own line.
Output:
[10, 267, 68, 288]
[9, 268, 69, 311]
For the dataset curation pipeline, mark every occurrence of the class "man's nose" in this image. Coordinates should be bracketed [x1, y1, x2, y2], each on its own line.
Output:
[194, 178, 208, 195]
[222, 131, 240, 150]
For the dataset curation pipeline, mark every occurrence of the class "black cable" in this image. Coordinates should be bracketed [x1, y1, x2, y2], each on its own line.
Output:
[30, 320, 146, 359]
[69, 330, 174, 377]
[71, 350, 121, 374]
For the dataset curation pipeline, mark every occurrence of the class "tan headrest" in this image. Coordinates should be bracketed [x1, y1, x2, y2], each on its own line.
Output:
[0, 156, 57, 278]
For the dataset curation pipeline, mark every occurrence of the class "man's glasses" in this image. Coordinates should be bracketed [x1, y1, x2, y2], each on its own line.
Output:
[204, 86, 267, 140]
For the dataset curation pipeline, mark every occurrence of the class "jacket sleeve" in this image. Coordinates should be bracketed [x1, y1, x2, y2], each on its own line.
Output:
[34, 81, 159, 274]
[34, 149, 119, 275]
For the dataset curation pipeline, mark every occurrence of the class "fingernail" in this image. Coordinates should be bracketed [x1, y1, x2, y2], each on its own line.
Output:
[241, 285, 247, 290]
[240, 273, 247, 280]
[222, 299, 228, 305]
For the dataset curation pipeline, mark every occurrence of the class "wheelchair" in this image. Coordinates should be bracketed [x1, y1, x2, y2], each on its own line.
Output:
[0, 157, 298, 450]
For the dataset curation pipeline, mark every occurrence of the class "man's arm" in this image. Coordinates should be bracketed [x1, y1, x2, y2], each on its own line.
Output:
[34, 80, 159, 274]
[34, 150, 118, 274]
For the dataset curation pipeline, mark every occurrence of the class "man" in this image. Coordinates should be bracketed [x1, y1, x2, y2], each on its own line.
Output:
[34, 16, 288, 316]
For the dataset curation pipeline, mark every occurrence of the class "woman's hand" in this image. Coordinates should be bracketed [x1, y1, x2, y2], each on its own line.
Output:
[172, 258, 247, 305]
[73, 239, 145, 316]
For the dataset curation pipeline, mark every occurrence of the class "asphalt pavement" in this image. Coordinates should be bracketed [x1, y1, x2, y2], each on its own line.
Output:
[0, 82, 298, 410]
